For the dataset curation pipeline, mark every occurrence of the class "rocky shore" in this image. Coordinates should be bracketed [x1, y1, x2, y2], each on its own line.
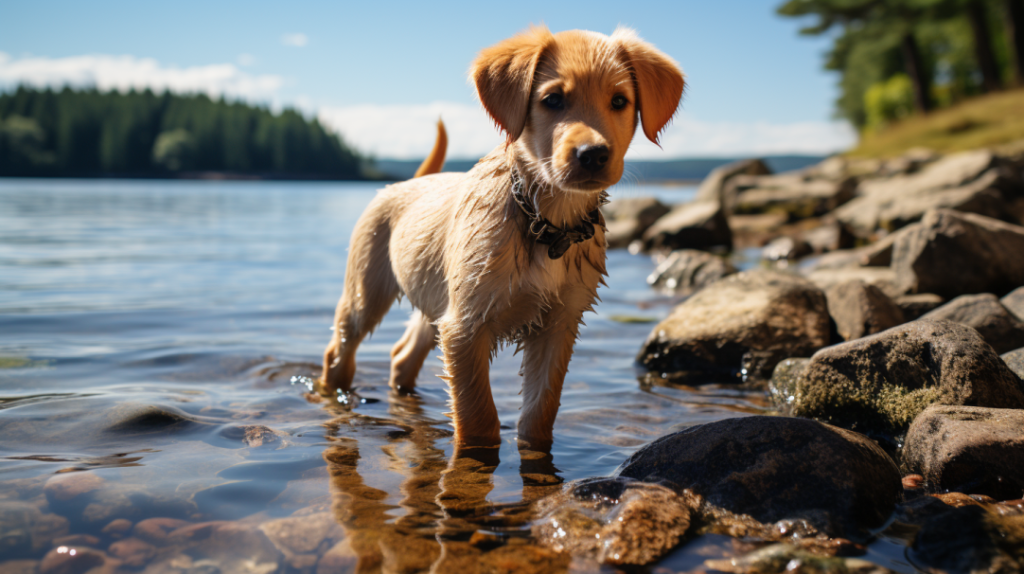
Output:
[530, 146, 1024, 572]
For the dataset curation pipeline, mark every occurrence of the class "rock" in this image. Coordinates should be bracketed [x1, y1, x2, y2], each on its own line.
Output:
[732, 175, 857, 219]
[1005, 348, 1024, 379]
[858, 224, 919, 267]
[316, 540, 358, 574]
[694, 158, 772, 211]
[259, 512, 344, 568]
[532, 477, 695, 566]
[102, 402, 208, 435]
[760, 236, 812, 263]
[825, 280, 905, 341]
[729, 212, 789, 248]
[44, 473, 105, 503]
[835, 150, 1020, 236]
[0, 502, 70, 557]
[789, 320, 1024, 444]
[615, 416, 902, 539]
[601, 197, 671, 249]
[646, 249, 737, 294]
[1004, 286, 1024, 320]
[132, 518, 190, 545]
[107, 538, 156, 568]
[892, 209, 1024, 298]
[167, 522, 280, 567]
[767, 358, 810, 412]
[641, 201, 733, 252]
[921, 293, 1024, 354]
[636, 270, 830, 383]
[0, 561, 39, 574]
[100, 519, 132, 540]
[804, 266, 902, 298]
[704, 544, 882, 574]
[904, 405, 1024, 500]
[52, 535, 100, 547]
[39, 546, 116, 574]
[895, 293, 944, 321]
[802, 220, 856, 254]
[909, 505, 1024, 574]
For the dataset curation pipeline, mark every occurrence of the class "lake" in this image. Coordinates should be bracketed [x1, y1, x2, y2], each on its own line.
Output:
[0, 178, 775, 573]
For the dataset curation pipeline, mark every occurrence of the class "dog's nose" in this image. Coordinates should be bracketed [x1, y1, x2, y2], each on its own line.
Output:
[576, 145, 609, 172]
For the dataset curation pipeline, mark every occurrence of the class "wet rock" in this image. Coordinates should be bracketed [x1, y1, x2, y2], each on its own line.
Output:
[704, 544, 882, 574]
[789, 320, 1024, 443]
[615, 416, 902, 539]
[733, 175, 857, 219]
[100, 519, 132, 540]
[636, 270, 830, 383]
[44, 472, 105, 504]
[1004, 286, 1024, 320]
[825, 280, 905, 342]
[904, 405, 1024, 500]
[259, 512, 344, 568]
[642, 201, 733, 252]
[108, 538, 156, 568]
[132, 518, 190, 545]
[767, 358, 810, 412]
[39, 546, 116, 574]
[761, 236, 812, 263]
[52, 534, 100, 547]
[920, 293, 1024, 353]
[1005, 348, 1024, 379]
[601, 197, 671, 249]
[836, 150, 1019, 236]
[694, 158, 772, 211]
[894, 293, 944, 321]
[804, 266, 901, 298]
[167, 522, 280, 569]
[892, 209, 1024, 299]
[532, 477, 695, 566]
[102, 402, 208, 435]
[0, 502, 70, 557]
[909, 504, 1024, 574]
[646, 249, 737, 294]
[80, 484, 196, 526]
[315, 540, 358, 574]
[0, 560, 39, 574]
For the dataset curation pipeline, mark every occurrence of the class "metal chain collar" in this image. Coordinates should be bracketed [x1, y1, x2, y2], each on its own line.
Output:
[509, 167, 605, 259]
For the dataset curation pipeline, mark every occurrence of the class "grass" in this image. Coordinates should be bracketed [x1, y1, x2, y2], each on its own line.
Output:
[848, 87, 1024, 158]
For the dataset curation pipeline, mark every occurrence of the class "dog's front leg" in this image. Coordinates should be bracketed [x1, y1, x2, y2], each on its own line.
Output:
[437, 317, 501, 447]
[518, 283, 597, 449]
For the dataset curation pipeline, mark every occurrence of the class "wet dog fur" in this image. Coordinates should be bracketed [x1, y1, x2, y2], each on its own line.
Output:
[320, 25, 684, 449]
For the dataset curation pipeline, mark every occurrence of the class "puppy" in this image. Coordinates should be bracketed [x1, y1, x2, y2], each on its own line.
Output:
[320, 26, 684, 448]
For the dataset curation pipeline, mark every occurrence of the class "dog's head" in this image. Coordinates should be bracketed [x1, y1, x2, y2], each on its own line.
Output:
[471, 26, 684, 194]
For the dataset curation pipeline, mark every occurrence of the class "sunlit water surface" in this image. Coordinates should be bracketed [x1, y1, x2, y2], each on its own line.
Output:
[0, 178, 781, 572]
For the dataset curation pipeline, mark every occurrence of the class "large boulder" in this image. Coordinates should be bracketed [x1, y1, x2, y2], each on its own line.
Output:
[694, 158, 771, 212]
[787, 320, 1024, 444]
[835, 150, 1020, 236]
[892, 209, 1024, 299]
[804, 266, 902, 298]
[904, 405, 1024, 500]
[920, 293, 1024, 354]
[602, 197, 671, 249]
[1005, 348, 1024, 379]
[645, 249, 737, 294]
[636, 270, 830, 383]
[1004, 286, 1024, 320]
[614, 416, 902, 539]
[731, 174, 857, 219]
[825, 280, 905, 341]
[641, 201, 733, 252]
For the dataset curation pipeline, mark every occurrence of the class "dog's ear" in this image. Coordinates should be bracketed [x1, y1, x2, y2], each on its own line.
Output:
[470, 25, 554, 143]
[612, 27, 685, 146]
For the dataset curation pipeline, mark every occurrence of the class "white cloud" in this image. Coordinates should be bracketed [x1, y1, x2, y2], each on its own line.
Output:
[318, 101, 857, 160]
[0, 52, 284, 101]
[281, 33, 309, 47]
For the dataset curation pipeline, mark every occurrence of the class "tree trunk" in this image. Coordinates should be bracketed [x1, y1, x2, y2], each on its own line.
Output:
[1006, 0, 1024, 84]
[901, 33, 932, 113]
[968, 0, 1002, 92]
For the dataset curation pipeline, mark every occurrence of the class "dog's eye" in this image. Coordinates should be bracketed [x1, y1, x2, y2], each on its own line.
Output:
[541, 94, 565, 110]
[611, 95, 628, 110]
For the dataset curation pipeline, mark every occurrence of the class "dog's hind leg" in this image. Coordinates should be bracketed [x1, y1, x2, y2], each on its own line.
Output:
[388, 310, 437, 391]
[320, 205, 400, 393]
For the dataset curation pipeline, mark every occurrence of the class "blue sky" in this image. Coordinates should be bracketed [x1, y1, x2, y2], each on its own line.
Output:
[0, 0, 856, 159]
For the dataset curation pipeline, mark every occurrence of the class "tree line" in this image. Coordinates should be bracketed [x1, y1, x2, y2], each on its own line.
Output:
[0, 86, 370, 179]
[778, 0, 1024, 129]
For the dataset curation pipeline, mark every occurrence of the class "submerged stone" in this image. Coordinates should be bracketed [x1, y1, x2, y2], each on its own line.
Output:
[614, 416, 901, 539]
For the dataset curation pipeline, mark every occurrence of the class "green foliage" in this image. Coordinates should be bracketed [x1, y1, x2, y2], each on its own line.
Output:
[865, 73, 916, 128]
[0, 86, 369, 178]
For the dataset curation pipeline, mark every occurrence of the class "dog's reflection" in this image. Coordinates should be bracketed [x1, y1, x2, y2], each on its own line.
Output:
[320, 389, 565, 573]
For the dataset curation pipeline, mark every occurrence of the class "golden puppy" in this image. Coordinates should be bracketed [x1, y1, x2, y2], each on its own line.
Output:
[320, 25, 684, 448]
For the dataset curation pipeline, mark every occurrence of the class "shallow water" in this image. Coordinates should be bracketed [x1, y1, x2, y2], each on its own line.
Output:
[0, 178, 821, 572]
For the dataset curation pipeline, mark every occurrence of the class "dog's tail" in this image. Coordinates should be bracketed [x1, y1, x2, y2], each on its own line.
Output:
[413, 119, 447, 177]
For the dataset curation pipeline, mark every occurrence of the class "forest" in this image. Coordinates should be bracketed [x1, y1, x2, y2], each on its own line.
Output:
[779, 0, 1024, 130]
[0, 87, 370, 179]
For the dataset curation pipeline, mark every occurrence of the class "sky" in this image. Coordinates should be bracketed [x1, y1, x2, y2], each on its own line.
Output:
[0, 0, 857, 160]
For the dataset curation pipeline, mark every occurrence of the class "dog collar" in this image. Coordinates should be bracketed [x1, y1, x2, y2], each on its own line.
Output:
[509, 168, 606, 260]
